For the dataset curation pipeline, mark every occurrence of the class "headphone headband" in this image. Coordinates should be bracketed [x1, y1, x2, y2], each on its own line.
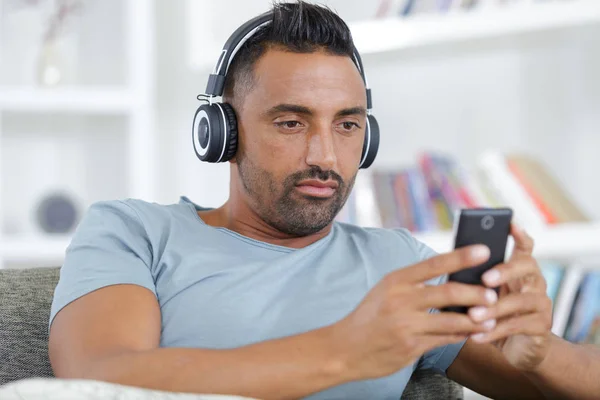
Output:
[204, 11, 372, 110]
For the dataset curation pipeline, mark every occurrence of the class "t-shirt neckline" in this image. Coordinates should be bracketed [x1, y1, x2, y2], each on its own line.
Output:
[179, 196, 335, 253]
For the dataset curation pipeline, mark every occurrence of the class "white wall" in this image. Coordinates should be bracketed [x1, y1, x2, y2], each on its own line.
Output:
[155, 0, 229, 207]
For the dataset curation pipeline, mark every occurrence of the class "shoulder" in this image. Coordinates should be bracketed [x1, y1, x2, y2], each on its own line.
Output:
[334, 222, 438, 262]
[71, 197, 196, 253]
[334, 222, 445, 285]
[81, 197, 193, 231]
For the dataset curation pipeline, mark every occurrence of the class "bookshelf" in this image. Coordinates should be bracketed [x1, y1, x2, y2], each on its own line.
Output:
[0, 87, 134, 113]
[0, 235, 71, 265]
[188, 0, 600, 70]
[0, 0, 156, 269]
[413, 222, 600, 264]
[349, 0, 600, 56]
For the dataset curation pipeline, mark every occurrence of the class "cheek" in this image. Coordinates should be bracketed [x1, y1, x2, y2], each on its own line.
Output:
[239, 136, 294, 188]
[335, 134, 364, 171]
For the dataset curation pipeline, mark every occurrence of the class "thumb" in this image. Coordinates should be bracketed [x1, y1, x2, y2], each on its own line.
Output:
[510, 222, 534, 258]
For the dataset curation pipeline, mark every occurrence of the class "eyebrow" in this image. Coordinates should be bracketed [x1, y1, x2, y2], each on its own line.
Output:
[264, 104, 313, 117]
[263, 104, 367, 118]
[336, 106, 367, 118]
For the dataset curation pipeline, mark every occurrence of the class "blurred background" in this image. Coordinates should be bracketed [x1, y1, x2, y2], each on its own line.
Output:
[1, 1, 599, 393]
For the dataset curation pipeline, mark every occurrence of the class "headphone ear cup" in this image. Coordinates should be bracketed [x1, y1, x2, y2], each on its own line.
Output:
[359, 115, 380, 169]
[192, 103, 238, 163]
[220, 103, 238, 162]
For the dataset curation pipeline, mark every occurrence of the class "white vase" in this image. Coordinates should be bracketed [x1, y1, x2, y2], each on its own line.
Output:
[36, 39, 65, 87]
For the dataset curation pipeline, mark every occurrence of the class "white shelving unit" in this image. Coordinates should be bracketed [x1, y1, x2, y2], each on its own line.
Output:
[349, 0, 600, 55]
[0, 234, 71, 265]
[0, 87, 134, 113]
[413, 222, 600, 263]
[0, 0, 156, 268]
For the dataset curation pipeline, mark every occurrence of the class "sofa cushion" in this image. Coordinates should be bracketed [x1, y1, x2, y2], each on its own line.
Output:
[0, 267, 60, 385]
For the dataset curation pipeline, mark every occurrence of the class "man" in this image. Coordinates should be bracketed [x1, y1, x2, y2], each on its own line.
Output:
[48, 2, 599, 399]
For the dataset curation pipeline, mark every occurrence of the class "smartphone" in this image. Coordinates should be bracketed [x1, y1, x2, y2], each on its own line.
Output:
[442, 207, 513, 314]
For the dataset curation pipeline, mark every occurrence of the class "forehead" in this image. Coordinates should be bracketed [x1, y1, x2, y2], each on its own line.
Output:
[247, 48, 367, 111]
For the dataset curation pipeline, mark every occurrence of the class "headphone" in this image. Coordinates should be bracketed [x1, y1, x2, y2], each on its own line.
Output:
[192, 11, 380, 169]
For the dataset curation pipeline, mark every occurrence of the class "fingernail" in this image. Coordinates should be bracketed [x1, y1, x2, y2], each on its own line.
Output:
[483, 270, 501, 285]
[470, 306, 488, 321]
[485, 289, 498, 304]
[471, 245, 490, 260]
[471, 333, 486, 342]
[482, 319, 496, 331]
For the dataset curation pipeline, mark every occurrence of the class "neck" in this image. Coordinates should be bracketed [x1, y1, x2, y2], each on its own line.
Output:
[198, 197, 333, 250]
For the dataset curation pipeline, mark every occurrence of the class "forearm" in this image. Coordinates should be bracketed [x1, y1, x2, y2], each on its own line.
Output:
[525, 334, 600, 400]
[79, 325, 350, 400]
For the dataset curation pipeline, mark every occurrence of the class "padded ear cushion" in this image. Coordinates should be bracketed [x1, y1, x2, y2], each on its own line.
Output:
[359, 115, 380, 169]
[219, 103, 238, 162]
[192, 103, 224, 162]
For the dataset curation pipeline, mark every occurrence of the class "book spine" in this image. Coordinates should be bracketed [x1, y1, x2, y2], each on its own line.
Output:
[552, 265, 586, 337]
[478, 151, 547, 229]
[506, 159, 559, 224]
[419, 154, 453, 229]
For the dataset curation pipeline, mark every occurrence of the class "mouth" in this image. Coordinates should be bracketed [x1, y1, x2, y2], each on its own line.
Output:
[295, 179, 339, 198]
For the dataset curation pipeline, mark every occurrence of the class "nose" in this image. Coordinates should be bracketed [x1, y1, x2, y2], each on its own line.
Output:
[305, 125, 337, 172]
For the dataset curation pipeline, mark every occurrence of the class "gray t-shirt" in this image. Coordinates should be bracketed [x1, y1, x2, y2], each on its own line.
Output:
[50, 196, 465, 399]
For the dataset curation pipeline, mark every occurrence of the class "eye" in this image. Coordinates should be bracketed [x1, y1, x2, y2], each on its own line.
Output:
[338, 121, 361, 132]
[275, 121, 304, 130]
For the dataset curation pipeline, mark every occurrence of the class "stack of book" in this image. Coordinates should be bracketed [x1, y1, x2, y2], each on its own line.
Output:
[375, 0, 552, 18]
[345, 151, 589, 233]
[541, 263, 600, 345]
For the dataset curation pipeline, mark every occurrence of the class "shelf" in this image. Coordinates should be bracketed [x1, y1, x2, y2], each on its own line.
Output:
[349, 0, 600, 55]
[0, 87, 134, 114]
[413, 221, 600, 262]
[0, 235, 71, 264]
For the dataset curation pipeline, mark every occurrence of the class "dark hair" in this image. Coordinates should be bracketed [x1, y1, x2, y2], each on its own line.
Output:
[222, 1, 356, 103]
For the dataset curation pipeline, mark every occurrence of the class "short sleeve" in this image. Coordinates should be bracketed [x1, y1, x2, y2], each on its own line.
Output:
[49, 200, 157, 331]
[412, 235, 468, 375]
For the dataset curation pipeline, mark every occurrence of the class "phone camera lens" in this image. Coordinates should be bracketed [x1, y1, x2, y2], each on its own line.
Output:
[481, 215, 495, 230]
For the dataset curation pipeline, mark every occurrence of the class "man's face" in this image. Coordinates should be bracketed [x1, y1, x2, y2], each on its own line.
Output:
[233, 48, 367, 237]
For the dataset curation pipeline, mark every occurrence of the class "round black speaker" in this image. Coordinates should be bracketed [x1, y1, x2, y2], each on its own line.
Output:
[35, 192, 79, 234]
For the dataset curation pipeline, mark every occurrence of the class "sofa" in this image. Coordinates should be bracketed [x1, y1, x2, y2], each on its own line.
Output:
[0, 266, 463, 399]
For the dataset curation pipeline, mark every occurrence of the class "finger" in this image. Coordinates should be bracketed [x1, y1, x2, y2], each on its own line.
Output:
[481, 257, 540, 288]
[418, 312, 497, 335]
[510, 223, 534, 257]
[467, 292, 551, 322]
[470, 313, 551, 343]
[414, 282, 498, 310]
[394, 245, 490, 285]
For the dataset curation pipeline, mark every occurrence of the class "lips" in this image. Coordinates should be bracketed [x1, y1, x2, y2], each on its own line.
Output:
[295, 179, 339, 198]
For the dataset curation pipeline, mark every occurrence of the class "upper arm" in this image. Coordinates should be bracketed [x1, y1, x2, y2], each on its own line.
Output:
[48, 200, 160, 378]
[49, 284, 161, 378]
[447, 339, 545, 400]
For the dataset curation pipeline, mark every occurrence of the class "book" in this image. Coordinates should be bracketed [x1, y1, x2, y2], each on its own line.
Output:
[372, 171, 402, 228]
[355, 151, 588, 236]
[506, 154, 589, 224]
[477, 151, 547, 229]
[405, 167, 438, 231]
[551, 266, 586, 337]
[564, 271, 600, 343]
[419, 153, 455, 230]
[539, 261, 565, 307]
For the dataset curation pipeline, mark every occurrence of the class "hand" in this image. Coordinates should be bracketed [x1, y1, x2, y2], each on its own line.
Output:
[332, 245, 499, 380]
[466, 223, 553, 371]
